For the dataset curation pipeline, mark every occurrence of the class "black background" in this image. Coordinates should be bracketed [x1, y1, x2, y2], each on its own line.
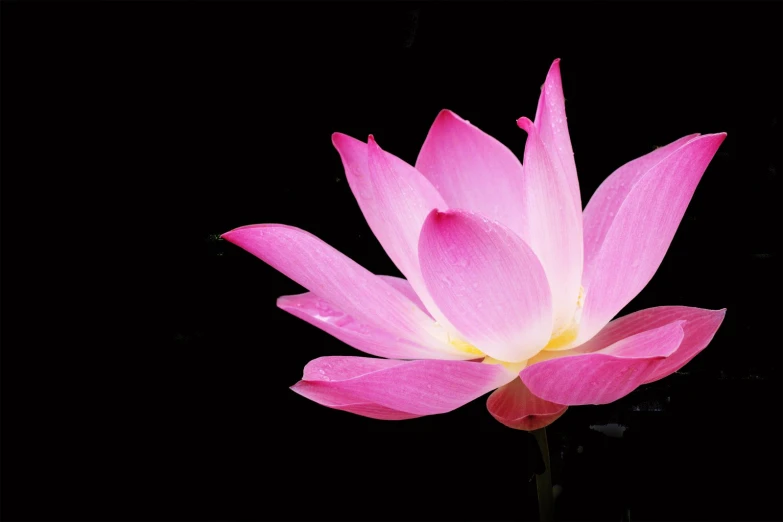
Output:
[3, 2, 782, 521]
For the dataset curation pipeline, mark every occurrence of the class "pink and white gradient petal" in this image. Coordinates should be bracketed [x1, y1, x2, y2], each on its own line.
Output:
[533, 59, 581, 216]
[418, 209, 553, 362]
[332, 133, 458, 336]
[291, 382, 422, 420]
[222, 224, 464, 357]
[582, 133, 700, 271]
[415, 110, 529, 241]
[574, 306, 726, 384]
[517, 117, 583, 335]
[278, 292, 472, 360]
[520, 321, 686, 405]
[292, 356, 516, 416]
[578, 134, 726, 343]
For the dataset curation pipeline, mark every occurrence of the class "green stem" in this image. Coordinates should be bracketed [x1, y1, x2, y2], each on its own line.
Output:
[533, 427, 553, 522]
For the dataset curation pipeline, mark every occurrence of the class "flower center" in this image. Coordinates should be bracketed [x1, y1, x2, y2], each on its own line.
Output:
[543, 285, 586, 352]
[544, 324, 579, 350]
[449, 336, 485, 356]
[482, 356, 527, 373]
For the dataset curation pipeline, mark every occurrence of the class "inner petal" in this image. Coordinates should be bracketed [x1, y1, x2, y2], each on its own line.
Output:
[544, 286, 586, 352]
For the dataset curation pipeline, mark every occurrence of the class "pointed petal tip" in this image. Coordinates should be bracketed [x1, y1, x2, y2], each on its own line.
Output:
[436, 109, 467, 125]
[220, 224, 261, 243]
[220, 229, 239, 242]
[424, 207, 448, 222]
[331, 132, 365, 155]
[699, 132, 727, 145]
[276, 294, 295, 308]
[437, 108, 457, 119]
[290, 380, 310, 395]
[331, 131, 349, 145]
[220, 223, 285, 244]
[516, 116, 534, 132]
[366, 134, 383, 154]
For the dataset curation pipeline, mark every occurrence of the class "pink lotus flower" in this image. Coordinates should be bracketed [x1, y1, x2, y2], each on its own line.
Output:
[223, 59, 726, 430]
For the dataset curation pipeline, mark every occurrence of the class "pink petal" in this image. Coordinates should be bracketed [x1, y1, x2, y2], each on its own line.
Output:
[415, 110, 529, 240]
[377, 276, 431, 318]
[331, 133, 447, 324]
[578, 133, 726, 342]
[520, 321, 685, 405]
[533, 59, 581, 215]
[418, 209, 553, 362]
[574, 306, 726, 384]
[293, 356, 515, 416]
[222, 224, 463, 356]
[583, 133, 700, 275]
[517, 117, 583, 333]
[487, 378, 568, 431]
[278, 292, 470, 360]
[291, 382, 421, 420]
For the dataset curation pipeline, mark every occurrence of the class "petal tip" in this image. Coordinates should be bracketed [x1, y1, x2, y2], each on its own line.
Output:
[425, 207, 447, 221]
[276, 295, 295, 308]
[702, 132, 727, 146]
[516, 116, 534, 132]
[331, 131, 350, 147]
[436, 109, 468, 126]
[437, 108, 458, 120]
[331, 132, 365, 157]
[220, 227, 244, 244]
[366, 134, 383, 154]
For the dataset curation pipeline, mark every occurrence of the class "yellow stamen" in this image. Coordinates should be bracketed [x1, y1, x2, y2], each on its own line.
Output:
[543, 286, 586, 351]
[543, 325, 579, 350]
[482, 356, 527, 373]
[448, 336, 485, 356]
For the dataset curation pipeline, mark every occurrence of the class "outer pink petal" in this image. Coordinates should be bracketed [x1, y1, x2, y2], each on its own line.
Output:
[377, 276, 431, 318]
[293, 356, 515, 416]
[277, 292, 470, 360]
[517, 117, 583, 333]
[331, 133, 448, 324]
[418, 209, 553, 362]
[221, 224, 463, 357]
[578, 133, 726, 342]
[583, 133, 700, 273]
[487, 377, 568, 431]
[520, 321, 685, 405]
[291, 382, 421, 420]
[415, 110, 529, 240]
[574, 306, 726, 384]
[534, 59, 581, 215]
